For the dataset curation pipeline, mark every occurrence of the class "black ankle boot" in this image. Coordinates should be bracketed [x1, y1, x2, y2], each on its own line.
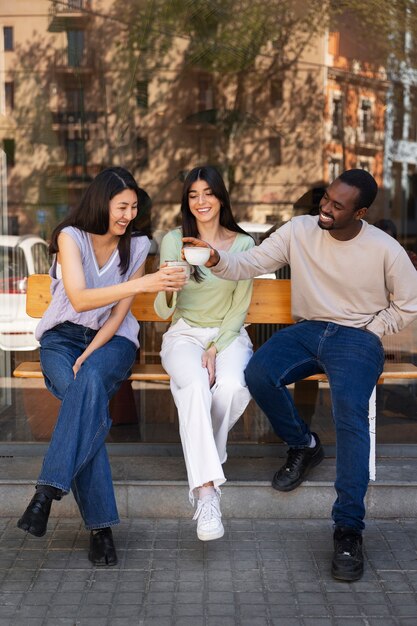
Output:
[88, 528, 118, 566]
[17, 485, 61, 537]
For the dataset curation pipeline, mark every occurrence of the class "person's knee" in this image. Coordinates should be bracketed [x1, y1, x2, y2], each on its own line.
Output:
[216, 376, 246, 396]
[176, 372, 210, 394]
[334, 385, 370, 413]
[74, 361, 107, 393]
[333, 397, 370, 432]
[244, 352, 269, 391]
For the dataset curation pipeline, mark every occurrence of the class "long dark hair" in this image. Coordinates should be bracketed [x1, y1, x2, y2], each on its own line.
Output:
[181, 166, 250, 282]
[50, 167, 145, 274]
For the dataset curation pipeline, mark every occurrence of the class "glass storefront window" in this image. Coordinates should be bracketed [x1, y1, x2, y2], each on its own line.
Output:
[1, 1, 417, 448]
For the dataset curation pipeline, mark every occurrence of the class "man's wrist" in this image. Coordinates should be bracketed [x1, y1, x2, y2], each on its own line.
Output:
[209, 250, 220, 267]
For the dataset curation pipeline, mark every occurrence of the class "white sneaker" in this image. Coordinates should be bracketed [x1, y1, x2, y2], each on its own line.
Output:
[193, 493, 224, 541]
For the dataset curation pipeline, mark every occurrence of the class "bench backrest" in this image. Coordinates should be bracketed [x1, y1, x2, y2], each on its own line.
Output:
[26, 274, 294, 325]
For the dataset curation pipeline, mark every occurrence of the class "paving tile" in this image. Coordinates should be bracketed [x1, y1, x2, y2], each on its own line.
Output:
[207, 603, 236, 616]
[207, 618, 236, 626]
[2, 517, 417, 624]
[175, 604, 205, 616]
[110, 603, 142, 617]
[303, 617, 334, 626]
[18, 605, 49, 618]
[145, 604, 173, 617]
[11, 617, 44, 626]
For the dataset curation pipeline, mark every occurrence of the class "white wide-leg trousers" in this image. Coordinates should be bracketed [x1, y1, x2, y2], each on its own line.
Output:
[161, 319, 253, 501]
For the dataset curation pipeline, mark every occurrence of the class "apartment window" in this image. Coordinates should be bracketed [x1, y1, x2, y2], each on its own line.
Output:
[328, 157, 341, 181]
[409, 87, 417, 142]
[65, 89, 84, 122]
[3, 27, 13, 51]
[269, 137, 282, 166]
[391, 162, 403, 213]
[409, 29, 417, 67]
[359, 159, 371, 173]
[393, 83, 404, 140]
[3, 138, 15, 167]
[198, 134, 216, 160]
[136, 81, 148, 109]
[5, 82, 14, 113]
[407, 165, 417, 221]
[136, 137, 149, 167]
[68, 0, 85, 8]
[67, 30, 85, 67]
[198, 76, 214, 112]
[332, 97, 343, 140]
[270, 79, 283, 107]
[360, 99, 373, 139]
[66, 138, 86, 166]
[66, 88, 84, 112]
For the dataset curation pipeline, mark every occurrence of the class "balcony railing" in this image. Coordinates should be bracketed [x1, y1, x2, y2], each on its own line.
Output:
[47, 163, 103, 187]
[57, 0, 90, 9]
[53, 48, 96, 73]
[51, 111, 99, 125]
[331, 125, 343, 141]
[48, 1, 92, 32]
[356, 128, 384, 148]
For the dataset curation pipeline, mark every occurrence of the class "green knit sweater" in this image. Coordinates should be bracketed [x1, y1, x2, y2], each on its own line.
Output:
[154, 229, 254, 353]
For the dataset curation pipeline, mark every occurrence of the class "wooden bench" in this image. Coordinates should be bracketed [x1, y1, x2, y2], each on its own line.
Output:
[14, 274, 417, 479]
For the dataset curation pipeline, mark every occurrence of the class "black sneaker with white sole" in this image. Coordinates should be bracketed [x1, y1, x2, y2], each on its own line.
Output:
[331, 526, 364, 581]
[271, 432, 324, 492]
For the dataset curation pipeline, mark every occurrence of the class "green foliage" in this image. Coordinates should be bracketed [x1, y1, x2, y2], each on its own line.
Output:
[114, 0, 330, 74]
[331, 0, 417, 65]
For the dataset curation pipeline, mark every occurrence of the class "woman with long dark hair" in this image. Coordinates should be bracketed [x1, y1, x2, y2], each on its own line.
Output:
[154, 166, 254, 541]
[17, 167, 186, 564]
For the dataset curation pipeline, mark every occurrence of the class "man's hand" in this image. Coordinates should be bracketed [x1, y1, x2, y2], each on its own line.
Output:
[182, 237, 220, 267]
[202, 345, 217, 387]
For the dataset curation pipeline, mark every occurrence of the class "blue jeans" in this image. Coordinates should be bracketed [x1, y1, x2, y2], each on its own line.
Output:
[245, 321, 385, 532]
[38, 322, 137, 529]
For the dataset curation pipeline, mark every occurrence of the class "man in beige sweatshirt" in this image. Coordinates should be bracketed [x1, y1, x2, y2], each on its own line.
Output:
[183, 169, 417, 581]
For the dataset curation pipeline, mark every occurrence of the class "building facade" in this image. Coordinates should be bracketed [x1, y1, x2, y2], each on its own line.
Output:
[1, 0, 416, 450]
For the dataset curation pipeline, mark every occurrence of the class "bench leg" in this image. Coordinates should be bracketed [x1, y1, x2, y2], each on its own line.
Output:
[368, 386, 376, 481]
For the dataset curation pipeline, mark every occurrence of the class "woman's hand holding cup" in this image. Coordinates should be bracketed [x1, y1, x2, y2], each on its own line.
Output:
[164, 260, 191, 280]
[138, 265, 187, 293]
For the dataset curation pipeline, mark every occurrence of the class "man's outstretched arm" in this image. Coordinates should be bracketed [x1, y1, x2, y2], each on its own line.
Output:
[182, 221, 291, 280]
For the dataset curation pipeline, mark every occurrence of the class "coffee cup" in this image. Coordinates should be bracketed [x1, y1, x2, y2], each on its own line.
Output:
[165, 260, 191, 279]
[183, 246, 211, 266]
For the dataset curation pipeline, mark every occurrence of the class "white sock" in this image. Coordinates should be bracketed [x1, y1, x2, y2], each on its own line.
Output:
[308, 434, 316, 448]
[198, 485, 215, 500]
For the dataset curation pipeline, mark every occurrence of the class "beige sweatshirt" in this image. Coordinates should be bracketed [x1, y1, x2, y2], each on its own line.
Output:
[211, 215, 417, 338]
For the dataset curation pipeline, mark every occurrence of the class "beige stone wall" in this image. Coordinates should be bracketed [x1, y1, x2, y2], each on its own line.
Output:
[0, 0, 329, 237]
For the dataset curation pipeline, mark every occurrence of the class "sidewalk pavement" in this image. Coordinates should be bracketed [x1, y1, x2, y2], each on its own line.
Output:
[0, 517, 417, 626]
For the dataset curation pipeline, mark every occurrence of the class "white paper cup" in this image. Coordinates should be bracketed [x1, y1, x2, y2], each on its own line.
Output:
[183, 246, 211, 265]
[165, 260, 191, 279]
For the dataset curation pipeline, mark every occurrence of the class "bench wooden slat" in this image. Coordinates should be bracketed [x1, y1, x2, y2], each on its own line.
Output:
[14, 362, 45, 379]
[26, 275, 293, 324]
[17, 274, 417, 384]
[13, 361, 170, 381]
[26, 274, 53, 318]
[13, 360, 417, 382]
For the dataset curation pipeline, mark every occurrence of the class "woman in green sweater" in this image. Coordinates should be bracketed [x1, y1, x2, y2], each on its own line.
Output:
[154, 166, 254, 541]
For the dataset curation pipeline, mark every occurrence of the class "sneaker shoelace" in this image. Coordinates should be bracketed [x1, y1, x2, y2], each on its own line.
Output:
[336, 534, 360, 557]
[284, 448, 306, 472]
[193, 495, 222, 523]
